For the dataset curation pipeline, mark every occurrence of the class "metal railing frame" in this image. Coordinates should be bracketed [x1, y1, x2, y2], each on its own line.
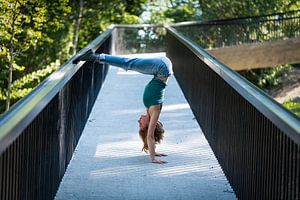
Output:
[165, 26, 300, 199]
[166, 27, 300, 139]
[0, 27, 113, 200]
[172, 10, 300, 48]
[0, 15, 299, 199]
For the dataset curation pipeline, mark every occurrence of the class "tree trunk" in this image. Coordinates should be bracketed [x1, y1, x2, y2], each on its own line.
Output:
[72, 0, 84, 55]
[6, 3, 18, 111]
[6, 49, 13, 111]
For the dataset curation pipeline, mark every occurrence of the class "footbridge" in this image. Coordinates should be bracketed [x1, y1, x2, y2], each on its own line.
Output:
[173, 10, 300, 70]
[0, 11, 299, 200]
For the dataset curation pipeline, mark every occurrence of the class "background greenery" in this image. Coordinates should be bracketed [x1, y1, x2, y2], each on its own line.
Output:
[0, 0, 299, 116]
[0, 0, 146, 113]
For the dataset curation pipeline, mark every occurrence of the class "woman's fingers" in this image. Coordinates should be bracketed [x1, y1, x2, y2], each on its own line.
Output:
[155, 153, 168, 157]
[152, 159, 168, 164]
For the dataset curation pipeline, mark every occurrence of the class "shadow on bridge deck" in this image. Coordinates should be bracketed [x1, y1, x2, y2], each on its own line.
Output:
[55, 53, 236, 200]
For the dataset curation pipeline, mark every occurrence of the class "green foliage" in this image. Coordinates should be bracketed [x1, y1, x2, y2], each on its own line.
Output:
[0, 60, 59, 113]
[0, 0, 148, 114]
[165, 0, 201, 22]
[71, 0, 147, 51]
[283, 98, 300, 117]
[239, 65, 292, 91]
[142, 0, 201, 24]
[11, 60, 59, 91]
[0, 0, 71, 111]
[198, 0, 300, 20]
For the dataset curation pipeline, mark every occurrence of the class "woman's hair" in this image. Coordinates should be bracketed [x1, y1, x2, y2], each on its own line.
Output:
[139, 121, 164, 152]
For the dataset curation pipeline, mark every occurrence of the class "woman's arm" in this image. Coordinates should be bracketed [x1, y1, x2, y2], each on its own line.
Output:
[147, 105, 167, 164]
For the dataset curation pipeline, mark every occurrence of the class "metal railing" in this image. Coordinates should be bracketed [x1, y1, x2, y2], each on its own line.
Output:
[111, 24, 165, 55]
[165, 26, 300, 199]
[0, 15, 300, 199]
[172, 10, 300, 48]
[0, 24, 166, 200]
[0, 28, 113, 200]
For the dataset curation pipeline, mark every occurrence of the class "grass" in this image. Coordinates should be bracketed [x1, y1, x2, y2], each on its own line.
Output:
[282, 97, 300, 117]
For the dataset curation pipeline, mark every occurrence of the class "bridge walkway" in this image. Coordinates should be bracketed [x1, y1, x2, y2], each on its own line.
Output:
[55, 53, 236, 200]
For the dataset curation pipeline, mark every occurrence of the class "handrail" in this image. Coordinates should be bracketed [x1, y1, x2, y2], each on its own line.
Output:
[170, 9, 300, 27]
[113, 24, 164, 28]
[0, 27, 114, 155]
[165, 26, 300, 143]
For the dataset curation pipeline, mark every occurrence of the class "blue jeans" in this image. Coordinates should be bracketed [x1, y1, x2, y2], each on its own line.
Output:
[101, 54, 173, 78]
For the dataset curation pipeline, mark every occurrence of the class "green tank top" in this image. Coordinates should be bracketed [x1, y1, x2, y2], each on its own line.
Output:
[143, 78, 167, 108]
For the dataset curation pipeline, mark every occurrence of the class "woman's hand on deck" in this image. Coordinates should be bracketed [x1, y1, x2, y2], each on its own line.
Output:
[151, 158, 168, 164]
[155, 152, 168, 157]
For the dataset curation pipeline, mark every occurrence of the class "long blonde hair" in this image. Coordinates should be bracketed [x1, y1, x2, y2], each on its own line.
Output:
[139, 121, 164, 152]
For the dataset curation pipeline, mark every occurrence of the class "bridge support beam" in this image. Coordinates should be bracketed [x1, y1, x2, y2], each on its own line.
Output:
[207, 37, 300, 70]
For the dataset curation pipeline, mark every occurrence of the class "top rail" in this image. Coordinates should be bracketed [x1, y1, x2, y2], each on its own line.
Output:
[171, 9, 300, 27]
[165, 26, 300, 144]
[0, 27, 114, 155]
[113, 24, 164, 28]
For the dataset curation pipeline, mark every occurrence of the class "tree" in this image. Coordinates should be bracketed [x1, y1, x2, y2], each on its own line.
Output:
[0, 0, 71, 112]
[141, 0, 201, 24]
[0, 0, 147, 114]
[72, 0, 147, 51]
[0, 0, 47, 111]
[198, 0, 300, 20]
[71, 0, 84, 55]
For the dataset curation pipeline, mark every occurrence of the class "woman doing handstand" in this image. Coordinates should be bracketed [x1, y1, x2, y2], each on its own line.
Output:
[73, 49, 173, 164]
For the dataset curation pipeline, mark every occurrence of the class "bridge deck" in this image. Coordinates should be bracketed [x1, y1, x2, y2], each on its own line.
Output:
[55, 53, 236, 200]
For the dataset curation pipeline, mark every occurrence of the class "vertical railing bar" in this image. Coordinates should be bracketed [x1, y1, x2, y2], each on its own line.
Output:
[251, 107, 257, 199]
[288, 139, 292, 200]
[3, 151, 7, 200]
[294, 142, 298, 200]
[257, 116, 263, 200]
[281, 134, 287, 200]
[20, 128, 25, 199]
[52, 98, 59, 200]
[3, 150, 6, 200]
[246, 103, 251, 200]
[45, 103, 51, 200]
[49, 100, 55, 200]
[262, 117, 267, 199]
[261, 117, 266, 200]
[0, 147, 2, 199]
[242, 103, 248, 200]
[277, 128, 282, 199]
[291, 142, 296, 200]
[296, 145, 300, 198]
[40, 111, 45, 199]
[286, 135, 290, 200]
[16, 137, 20, 200]
[292, 140, 296, 199]
[12, 140, 17, 200]
[8, 141, 12, 200]
[35, 117, 40, 200]
[273, 127, 279, 199]
[28, 126, 33, 200]
[269, 122, 274, 200]
[18, 132, 23, 200]
[31, 126, 36, 200]
[9, 140, 13, 200]
[265, 117, 270, 199]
